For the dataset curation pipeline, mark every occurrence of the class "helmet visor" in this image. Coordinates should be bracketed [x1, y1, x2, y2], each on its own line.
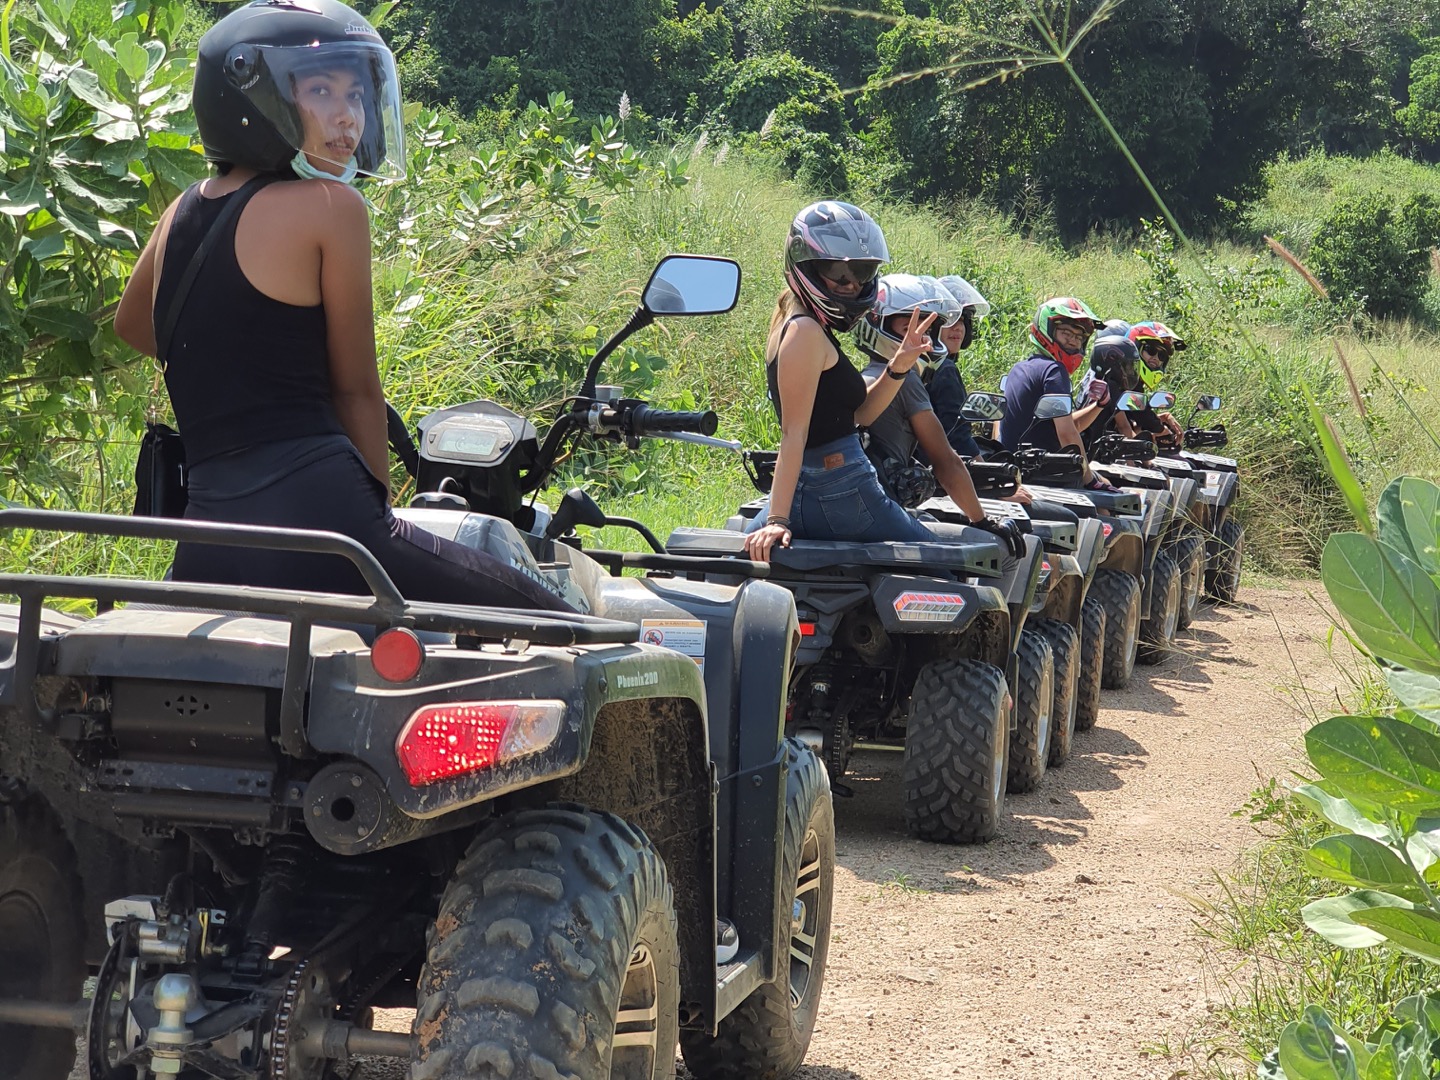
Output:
[228, 41, 406, 179]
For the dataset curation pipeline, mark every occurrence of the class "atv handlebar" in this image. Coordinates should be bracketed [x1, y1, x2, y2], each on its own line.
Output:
[1090, 435, 1158, 464]
[1185, 425, 1229, 449]
[601, 403, 719, 438]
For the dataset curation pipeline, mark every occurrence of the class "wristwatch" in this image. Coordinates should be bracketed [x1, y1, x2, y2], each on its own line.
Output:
[886, 365, 907, 381]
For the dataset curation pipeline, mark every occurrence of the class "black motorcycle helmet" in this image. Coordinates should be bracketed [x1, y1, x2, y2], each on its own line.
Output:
[1089, 334, 1140, 391]
[194, 0, 406, 179]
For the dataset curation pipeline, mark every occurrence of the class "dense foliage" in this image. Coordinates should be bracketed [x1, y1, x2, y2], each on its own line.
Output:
[1259, 475, 1440, 1077]
[1309, 194, 1440, 318]
[386, 0, 1440, 239]
[0, 0, 207, 499]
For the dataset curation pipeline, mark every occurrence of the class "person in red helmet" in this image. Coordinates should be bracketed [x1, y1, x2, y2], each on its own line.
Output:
[996, 297, 1109, 456]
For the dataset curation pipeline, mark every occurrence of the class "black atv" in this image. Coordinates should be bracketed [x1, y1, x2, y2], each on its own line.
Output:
[661, 448, 1048, 845]
[995, 392, 1157, 694]
[0, 256, 834, 1080]
[917, 434, 1106, 766]
[1173, 395, 1243, 604]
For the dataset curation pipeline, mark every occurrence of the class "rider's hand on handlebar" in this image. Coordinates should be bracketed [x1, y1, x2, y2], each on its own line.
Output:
[887, 310, 939, 376]
[1004, 485, 1034, 506]
[744, 521, 792, 562]
[1158, 411, 1183, 445]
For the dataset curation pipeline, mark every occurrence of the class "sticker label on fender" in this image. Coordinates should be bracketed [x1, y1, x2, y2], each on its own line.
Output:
[893, 592, 967, 622]
[640, 619, 707, 675]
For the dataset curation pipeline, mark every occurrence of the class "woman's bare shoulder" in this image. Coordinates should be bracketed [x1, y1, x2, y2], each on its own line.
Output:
[776, 315, 835, 364]
[256, 178, 368, 222]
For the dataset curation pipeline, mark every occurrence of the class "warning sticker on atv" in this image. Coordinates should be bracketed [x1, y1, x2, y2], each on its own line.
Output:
[640, 619, 707, 675]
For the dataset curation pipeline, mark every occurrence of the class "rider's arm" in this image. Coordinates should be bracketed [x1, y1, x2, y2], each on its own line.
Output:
[1073, 400, 1106, 432]
[1113, 411, 1138, 437]
[318, 182, 391, 494]
[744, 320, 826, 561]
[912, 408, 986, 521]
[115, 199, 180, 359]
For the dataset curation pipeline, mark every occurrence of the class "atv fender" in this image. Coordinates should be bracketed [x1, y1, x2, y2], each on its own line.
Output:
[559, 573, 802, 1023]
[1097, 518, 1145, 581]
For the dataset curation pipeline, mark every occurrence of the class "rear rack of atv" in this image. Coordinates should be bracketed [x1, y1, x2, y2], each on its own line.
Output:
[0, 509, 640, 746]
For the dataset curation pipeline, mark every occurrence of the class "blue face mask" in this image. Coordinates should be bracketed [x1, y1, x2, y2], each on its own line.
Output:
[291, 149, 358, 185]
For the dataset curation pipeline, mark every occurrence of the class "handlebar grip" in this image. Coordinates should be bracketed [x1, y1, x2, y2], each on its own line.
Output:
[630, 406, 718, 437]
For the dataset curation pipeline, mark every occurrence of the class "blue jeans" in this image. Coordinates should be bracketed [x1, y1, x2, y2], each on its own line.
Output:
[747, 435, 935, 543]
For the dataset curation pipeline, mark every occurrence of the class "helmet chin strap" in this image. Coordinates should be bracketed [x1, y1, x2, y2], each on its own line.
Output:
[292, 149, 358, 185]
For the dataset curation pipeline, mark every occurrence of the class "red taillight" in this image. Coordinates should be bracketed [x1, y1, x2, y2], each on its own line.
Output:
[395, 700, 564, 785]
[372, 627, 425, 682]
[798, 621, 817, 637]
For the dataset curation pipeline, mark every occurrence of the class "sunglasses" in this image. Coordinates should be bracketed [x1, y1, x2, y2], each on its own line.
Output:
[813, 260, 878, 287]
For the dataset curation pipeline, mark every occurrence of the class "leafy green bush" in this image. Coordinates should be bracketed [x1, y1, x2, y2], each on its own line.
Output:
[1261, 996, 1440, 1079]
[0, 0, 205, 499]
[718, 51, 842, 134]
[1308, 194, 1440, 319]
[1258, 476, 1440, 1074]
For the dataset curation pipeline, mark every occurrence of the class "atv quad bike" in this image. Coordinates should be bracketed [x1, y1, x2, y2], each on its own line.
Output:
[918, 445, 1106, 763]
[993, 392, 1156, 693]
[1172, 396, 1243, 605]
[663, 453, 1048, 844]
[0, 256, 834, 1080]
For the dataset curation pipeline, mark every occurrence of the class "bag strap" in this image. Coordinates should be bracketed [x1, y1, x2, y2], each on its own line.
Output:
[155, 174, 274, 365]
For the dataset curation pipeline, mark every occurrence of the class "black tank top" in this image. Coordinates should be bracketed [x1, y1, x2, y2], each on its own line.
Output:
[154, 182, 346, 465]
[766, 315, 867, 448]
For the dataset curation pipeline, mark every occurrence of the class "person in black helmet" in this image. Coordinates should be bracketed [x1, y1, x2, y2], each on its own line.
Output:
[743, 201, 941, 562]
[114, 0, 573, 612]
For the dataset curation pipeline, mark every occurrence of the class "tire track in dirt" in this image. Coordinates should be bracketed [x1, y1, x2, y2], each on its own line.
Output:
[355, 582, 1336, 1079]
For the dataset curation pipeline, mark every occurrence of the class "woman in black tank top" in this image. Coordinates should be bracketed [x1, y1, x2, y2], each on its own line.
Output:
[113, 0, 572, 612]
[743, 201, 941, 562]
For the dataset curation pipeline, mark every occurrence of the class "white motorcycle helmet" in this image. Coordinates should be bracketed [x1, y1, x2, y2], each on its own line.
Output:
[852, 273, 962, 371]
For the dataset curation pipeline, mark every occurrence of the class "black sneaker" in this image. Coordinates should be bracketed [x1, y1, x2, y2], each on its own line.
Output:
[716, 918, 739, 964]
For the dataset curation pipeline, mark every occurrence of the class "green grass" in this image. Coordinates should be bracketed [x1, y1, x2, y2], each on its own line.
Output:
[1246, 149, 1440, 252]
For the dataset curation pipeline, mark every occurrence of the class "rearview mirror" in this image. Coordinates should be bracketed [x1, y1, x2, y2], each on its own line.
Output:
[1116, 391, 1147, 412]
[961, 392, 1006, 422]
[643, 255, 742, 316]
[1034, 393, 1074, 420]
[1149, 391, 1176, 409]
[1195, 394, 1222, 412]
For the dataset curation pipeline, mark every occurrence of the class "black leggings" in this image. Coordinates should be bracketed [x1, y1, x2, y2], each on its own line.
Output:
[173, 437, 574, 612]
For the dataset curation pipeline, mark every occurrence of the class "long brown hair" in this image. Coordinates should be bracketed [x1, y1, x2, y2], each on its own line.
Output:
[766, 288, 807, 363]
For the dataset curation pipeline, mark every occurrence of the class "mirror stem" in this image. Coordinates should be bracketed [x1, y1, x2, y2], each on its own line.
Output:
[581, 306, 654, 400]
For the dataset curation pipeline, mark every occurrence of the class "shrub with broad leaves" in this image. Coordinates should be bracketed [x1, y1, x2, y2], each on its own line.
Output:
[1264, 475, 1440, 1077]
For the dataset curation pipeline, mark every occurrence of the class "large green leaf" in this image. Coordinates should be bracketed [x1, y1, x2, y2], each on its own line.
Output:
[51, 163, 141, 216]
[1278, 1006, 1362, 1080]
[1307, 714, 1440, 810]
[1349, 905, 1440, 963]
[66, 67, 126, 116]
[1294, 783, 1392, 841]
[24, 305, 94, 342]
[1305, 834, 1426, 898]
[1364, 1042, 1399, 1080]
[0, 168, 47, 217]
[115, 34, 151, 86]
[1389, 670, 1440, 727]
[146, 145, 207, 192]
[1309, 397, 1372, 535]
[1379, 477, 1440, 584]
[1303, 891, 1416, 949]
[1323, 534, 1440, 675]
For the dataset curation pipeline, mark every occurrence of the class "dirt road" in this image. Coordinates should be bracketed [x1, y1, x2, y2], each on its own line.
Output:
[362, 581, 1340, 1078]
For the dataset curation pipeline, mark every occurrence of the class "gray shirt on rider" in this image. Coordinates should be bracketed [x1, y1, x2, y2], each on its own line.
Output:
[861, 360, 934, 465]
